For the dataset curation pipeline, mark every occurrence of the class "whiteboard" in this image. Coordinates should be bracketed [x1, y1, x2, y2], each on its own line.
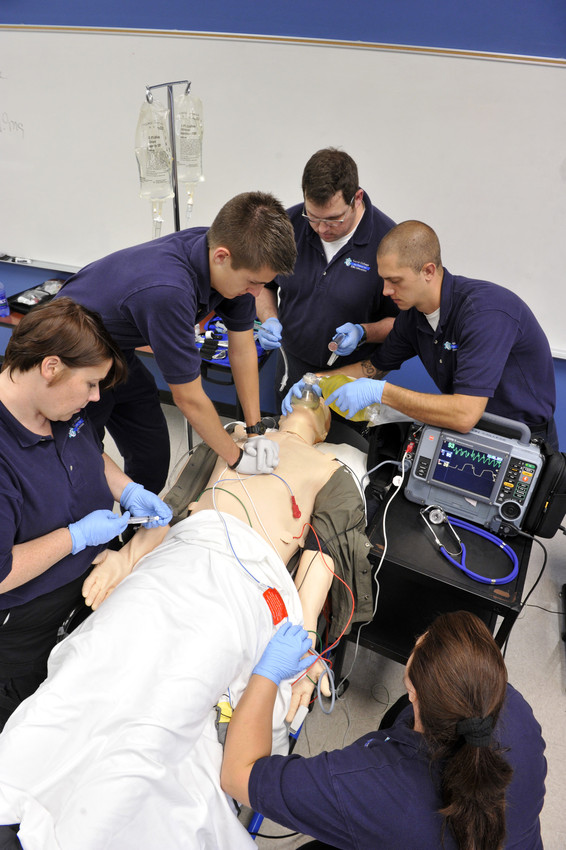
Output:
[0, 27, 565, 355]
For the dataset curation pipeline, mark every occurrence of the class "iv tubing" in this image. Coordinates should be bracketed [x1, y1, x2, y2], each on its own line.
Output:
[151, 201, 164, 239]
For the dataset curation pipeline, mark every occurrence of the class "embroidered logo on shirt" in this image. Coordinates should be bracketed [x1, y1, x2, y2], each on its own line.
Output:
[344, 258, 371, 272]
[68, 416, 85, 438]
[443, 341, 459, 351]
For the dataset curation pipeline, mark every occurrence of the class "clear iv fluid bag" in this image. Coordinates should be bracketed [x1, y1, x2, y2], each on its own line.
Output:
[175, 92, 204, 184]
[135, 100, 174, 201]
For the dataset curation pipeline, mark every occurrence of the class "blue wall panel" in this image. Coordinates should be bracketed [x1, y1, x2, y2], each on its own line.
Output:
[2, 0, 565, 59]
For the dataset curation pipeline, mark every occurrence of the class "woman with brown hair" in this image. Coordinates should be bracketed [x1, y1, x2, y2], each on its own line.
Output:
[221, 610, 546, 849]
[0, 298, 171, 730]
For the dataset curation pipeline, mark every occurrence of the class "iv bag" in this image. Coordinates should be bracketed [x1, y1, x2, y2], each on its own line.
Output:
[175, 91, 204, 184]
[135, 99, 174, 201]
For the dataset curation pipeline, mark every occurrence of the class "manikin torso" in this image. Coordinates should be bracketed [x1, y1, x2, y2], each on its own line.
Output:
[189, 424, 340, 565]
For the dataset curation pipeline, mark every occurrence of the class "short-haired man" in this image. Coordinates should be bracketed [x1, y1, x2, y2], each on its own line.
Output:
[315, 220, 558, 448]
[255, 149, 398, 421]
[58, 192, 297, 493]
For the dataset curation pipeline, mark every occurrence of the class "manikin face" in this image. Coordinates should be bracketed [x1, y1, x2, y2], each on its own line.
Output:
[378, 252, 436, 313]
[209, 247, 276, 300]
[281, 397, 331, 442]
[303, 190, 362, 243]
[42, 358, 112, 421]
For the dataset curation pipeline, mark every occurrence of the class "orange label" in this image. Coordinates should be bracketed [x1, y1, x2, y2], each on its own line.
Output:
[263, 587, 288, 625]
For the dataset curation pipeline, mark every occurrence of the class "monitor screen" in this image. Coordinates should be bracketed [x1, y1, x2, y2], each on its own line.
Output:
[431, 437, 505, 500]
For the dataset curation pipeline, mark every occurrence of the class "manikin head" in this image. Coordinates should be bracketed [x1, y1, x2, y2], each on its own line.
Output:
[279, 397, 331, 444]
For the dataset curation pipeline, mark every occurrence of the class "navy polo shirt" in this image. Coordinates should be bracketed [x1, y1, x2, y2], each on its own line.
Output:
[271, 192, 398, 371]
[58, 229, 256, 385]
[249, 684, 546, 849]
[0, 404, 113, 609]
[372, 269, 556, 428]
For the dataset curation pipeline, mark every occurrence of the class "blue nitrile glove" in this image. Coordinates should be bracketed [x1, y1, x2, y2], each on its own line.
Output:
[333, 323, 364, 356]
[281, 378, 322, 417]
[326, 377, 387, 419]
[68, 510, 130, 555]
[257, 317, 283, 350]
[235, 437, 280, 474]
[120, 482, 173, 528]
[252, 621, 314, 685]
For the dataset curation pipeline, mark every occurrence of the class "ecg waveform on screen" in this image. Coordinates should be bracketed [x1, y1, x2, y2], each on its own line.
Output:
[434, 441, 504, 497]
[442, 446, 503, 471]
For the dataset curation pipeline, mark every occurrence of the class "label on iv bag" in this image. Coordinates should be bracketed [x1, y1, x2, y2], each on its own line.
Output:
[175, 92, 204, 184]
[263, 587, 288, 625]
[135, 100, 174, 201]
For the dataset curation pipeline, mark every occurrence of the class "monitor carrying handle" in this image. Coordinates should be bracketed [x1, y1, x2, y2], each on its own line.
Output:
[475, 412, 532, 446]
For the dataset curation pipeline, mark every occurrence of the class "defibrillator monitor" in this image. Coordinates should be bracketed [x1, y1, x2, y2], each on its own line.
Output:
[404, 419, 545, 533]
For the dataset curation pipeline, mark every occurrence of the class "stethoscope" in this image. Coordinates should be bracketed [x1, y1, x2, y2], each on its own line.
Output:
[420, 505, 519, 585]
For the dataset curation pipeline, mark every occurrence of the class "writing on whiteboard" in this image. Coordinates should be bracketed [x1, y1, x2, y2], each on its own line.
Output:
[0, 111, 24, 139]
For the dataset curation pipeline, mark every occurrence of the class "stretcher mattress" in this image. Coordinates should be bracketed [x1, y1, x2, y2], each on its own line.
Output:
[0, 512, 303, 849]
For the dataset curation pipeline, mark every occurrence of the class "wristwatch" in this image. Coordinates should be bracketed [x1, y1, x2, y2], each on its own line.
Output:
[356, 325, 368, 347]
[245, 421, 267, 436]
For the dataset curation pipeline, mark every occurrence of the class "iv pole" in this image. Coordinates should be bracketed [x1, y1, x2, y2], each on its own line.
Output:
[145, 80, 191, 233]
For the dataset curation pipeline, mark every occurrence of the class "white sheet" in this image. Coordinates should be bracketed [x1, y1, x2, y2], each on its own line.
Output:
[0, 512, 304, 850]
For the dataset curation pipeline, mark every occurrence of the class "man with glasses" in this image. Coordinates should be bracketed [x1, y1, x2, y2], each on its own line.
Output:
[256, 148, 398, 437]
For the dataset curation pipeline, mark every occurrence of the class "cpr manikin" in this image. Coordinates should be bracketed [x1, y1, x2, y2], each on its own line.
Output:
[89, 398, 343, 714]
[0, 401, 371, 850]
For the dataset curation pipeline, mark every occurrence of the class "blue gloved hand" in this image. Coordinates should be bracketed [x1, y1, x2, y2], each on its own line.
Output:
[119, 482, 173, 528]
[68, 509, 130, 555]
[257, 317, 283, 350]
[252, 621, 314, 685]
[235, 437, 280, 474]
[281, 378, 322, 417]
[333, 323, 364, 356]
[325, 377, 386, 419]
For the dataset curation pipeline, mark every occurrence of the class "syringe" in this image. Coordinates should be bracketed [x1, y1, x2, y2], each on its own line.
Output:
[127, 515, 160, 525]
[327, 332, 346, 366]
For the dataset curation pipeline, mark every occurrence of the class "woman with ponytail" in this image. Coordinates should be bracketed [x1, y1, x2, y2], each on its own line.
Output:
[222, 610, 547, 849]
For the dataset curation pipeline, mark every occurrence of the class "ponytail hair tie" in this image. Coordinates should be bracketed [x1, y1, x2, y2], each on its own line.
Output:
[456, 716, 494, 748]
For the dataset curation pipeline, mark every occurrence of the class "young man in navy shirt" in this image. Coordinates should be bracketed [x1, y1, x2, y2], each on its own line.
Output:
[255, 149, 398, 411]
[58, 192, 297, 494]
[312, 220, 558, 448]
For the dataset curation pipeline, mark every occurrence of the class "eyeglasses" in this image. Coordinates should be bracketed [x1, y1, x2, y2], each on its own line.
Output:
[301, 194, 356, 227]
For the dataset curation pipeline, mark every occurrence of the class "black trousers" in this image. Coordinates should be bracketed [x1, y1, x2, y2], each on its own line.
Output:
[0, 826, 22, 850]
[87, 353, 171, 496]
[0, 572, 91, 731]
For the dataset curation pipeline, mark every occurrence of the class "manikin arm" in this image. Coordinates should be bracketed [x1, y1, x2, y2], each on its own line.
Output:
[286, 548, 334, 722]
[82, 525, 168, 609]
